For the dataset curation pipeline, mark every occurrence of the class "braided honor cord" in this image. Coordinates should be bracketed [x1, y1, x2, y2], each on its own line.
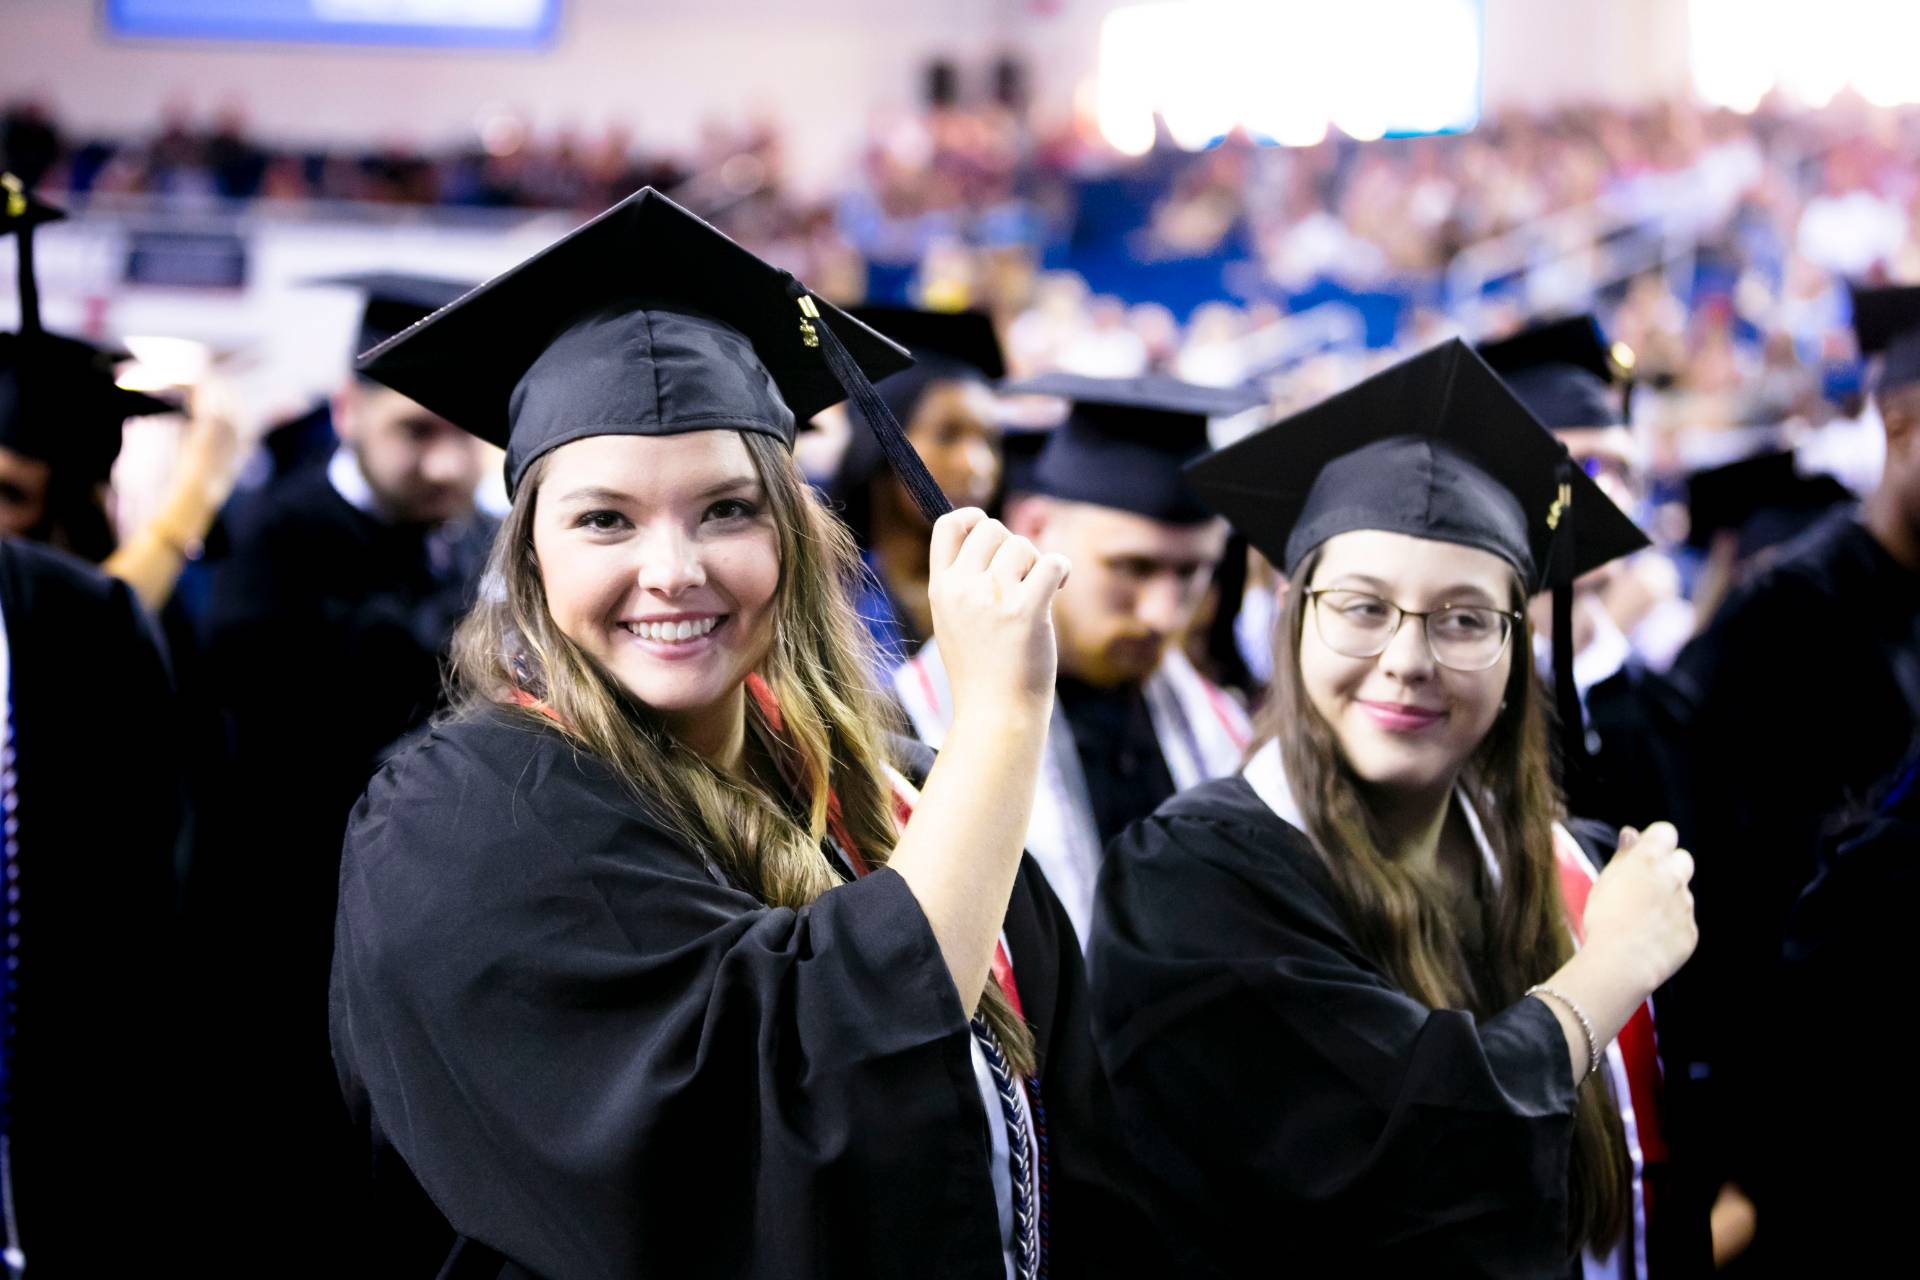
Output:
[972, 1015, 1047, 1280]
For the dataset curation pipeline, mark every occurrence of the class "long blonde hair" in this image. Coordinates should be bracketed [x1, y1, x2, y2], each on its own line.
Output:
[1258, 548, 1630, 1255]
[449, 431, 1036, 1072]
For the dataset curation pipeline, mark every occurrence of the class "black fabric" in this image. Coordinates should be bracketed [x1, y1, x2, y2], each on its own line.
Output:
[1849, 281, 1920, 393]
[511, 302, 799, 475]
[1684, 450, 1854, 553]
[1292, 434, 1537, 580]
[1478, 314, 1620, 388]
[1566, 659, 1689, 834]
[0, 331, 175, 478]
[1502, 365, 1624, 431]
[332, 708, 1165, 1279]
[355, 187, 911, 496]
[1769, 743, 1920, 1270]
[0, 537, 186, 1274]
[1477, 309, 1625, 430]
[191, 468, 495, 1267]
[1665, 509, 1920, 1224]
[1055, 676, 1178, 848]
[1004, 372, 1264, 524]
[1088, 776, 1586, 1279]
[1187, 339, 1647, 590]
[308, 271, 477, 357]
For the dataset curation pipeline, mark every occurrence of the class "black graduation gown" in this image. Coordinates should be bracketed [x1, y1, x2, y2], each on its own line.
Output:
[1664, 509, 1920, 1199]
[331, 707, 1161, 1280]
[0, 537, 184, 1274]
[193, 467, 496, 1262]
[1768, 753, 1918, 1271]
[1089, 776, 1588, 1280]
[1564, 658, 1688, 837]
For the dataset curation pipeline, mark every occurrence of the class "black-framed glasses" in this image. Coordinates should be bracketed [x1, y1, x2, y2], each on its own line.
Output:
[1304, 588, 1521, 673]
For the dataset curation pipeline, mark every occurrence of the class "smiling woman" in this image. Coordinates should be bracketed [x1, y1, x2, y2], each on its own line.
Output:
[326, 188, 1162, 1280]
[1089, 341, 1704, 1279]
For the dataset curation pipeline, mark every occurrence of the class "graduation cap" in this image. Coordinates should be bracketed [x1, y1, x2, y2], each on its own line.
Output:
[1476, 314, 1629, 430]
[998, 424, 1052, 501]
[1849, 283, 1920, 395]
[1185, 339, 1648, 763]
[358, 188, 926, 505]
[0, 331, 178, 480]
[2, 173, 66, 335]
[829, 307, 1007, 527]
[1001, 372, 1268, 524]
[1685, 448, 1854, 558]
[849, 307, 1005, 385]
[309, 271, 480, 357]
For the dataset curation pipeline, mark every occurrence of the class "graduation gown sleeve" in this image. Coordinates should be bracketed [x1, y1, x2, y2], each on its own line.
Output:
[1089, 778, 1581, 1280]
[330, 710, 1005, 1280]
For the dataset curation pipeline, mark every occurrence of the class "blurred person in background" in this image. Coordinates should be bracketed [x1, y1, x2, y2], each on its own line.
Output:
[0, 177, 187, 1276]
[893, 373, 1257, 946]
[195, 270, 493, 1264]
[1769, 735, 1920, 1270]
[1665, 283, 1920, 1269]
[0, 519, 187, 1274]
[826, 306, 1004, 673]
[2, 178, 247, 615]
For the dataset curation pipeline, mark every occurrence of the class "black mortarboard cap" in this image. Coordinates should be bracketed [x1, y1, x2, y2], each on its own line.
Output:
[831, 307, 1007, 517]
[3, 173, 65, 335]
[0, 331, 178, 480]
[1849, 283, 1920, 395]
[1477, 314, 1626, 429]
[999, 425, 1051, 501]
[311, 271, 479, 356]
[849, 307, 1006, 384]
[1186, 340, 1645, 585]
[358, 188, 917, 499]
[1685, 449, 1854, 557]
[1003, 372, 1267, 524]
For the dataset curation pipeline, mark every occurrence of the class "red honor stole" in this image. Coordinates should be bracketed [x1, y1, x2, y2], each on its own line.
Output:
[1552, 828, 1669, 1250]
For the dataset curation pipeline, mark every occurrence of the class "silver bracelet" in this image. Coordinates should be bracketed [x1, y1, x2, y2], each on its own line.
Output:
[1527, 983, 1602, 1081]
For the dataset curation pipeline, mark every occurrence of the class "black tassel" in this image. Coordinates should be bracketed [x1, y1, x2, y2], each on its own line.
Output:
[1545, 449, 1588, 778]
[14, 226, 39, 337]
[782, 276, 951, 524]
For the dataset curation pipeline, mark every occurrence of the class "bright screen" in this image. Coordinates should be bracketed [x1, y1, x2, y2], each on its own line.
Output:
[1096, 0, 1482, 154]
[104, 0, 562, 49]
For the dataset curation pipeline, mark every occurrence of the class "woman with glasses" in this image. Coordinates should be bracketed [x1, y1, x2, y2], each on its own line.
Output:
[1088, 342, 1701, 1278]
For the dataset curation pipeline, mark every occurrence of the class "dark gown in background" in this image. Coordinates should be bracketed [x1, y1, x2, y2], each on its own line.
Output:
[1768, 743, 1918, 1271]
[0, 537, 185, 1274]
[1665, 508, 1920, 1217]
[1566, 657, 1689, 836]
[331, 708, 1162, 1279]
[192, 466, 495, 1262]
[1092, 776, 1615, 1280]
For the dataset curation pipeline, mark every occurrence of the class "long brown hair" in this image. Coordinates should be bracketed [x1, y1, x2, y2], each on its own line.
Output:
[1257, 546, 1629, 1255]
[449, 430, 1035, 1073]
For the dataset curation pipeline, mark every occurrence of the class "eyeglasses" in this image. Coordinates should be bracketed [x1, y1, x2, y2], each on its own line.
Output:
[1304, 588, 1521, 673]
